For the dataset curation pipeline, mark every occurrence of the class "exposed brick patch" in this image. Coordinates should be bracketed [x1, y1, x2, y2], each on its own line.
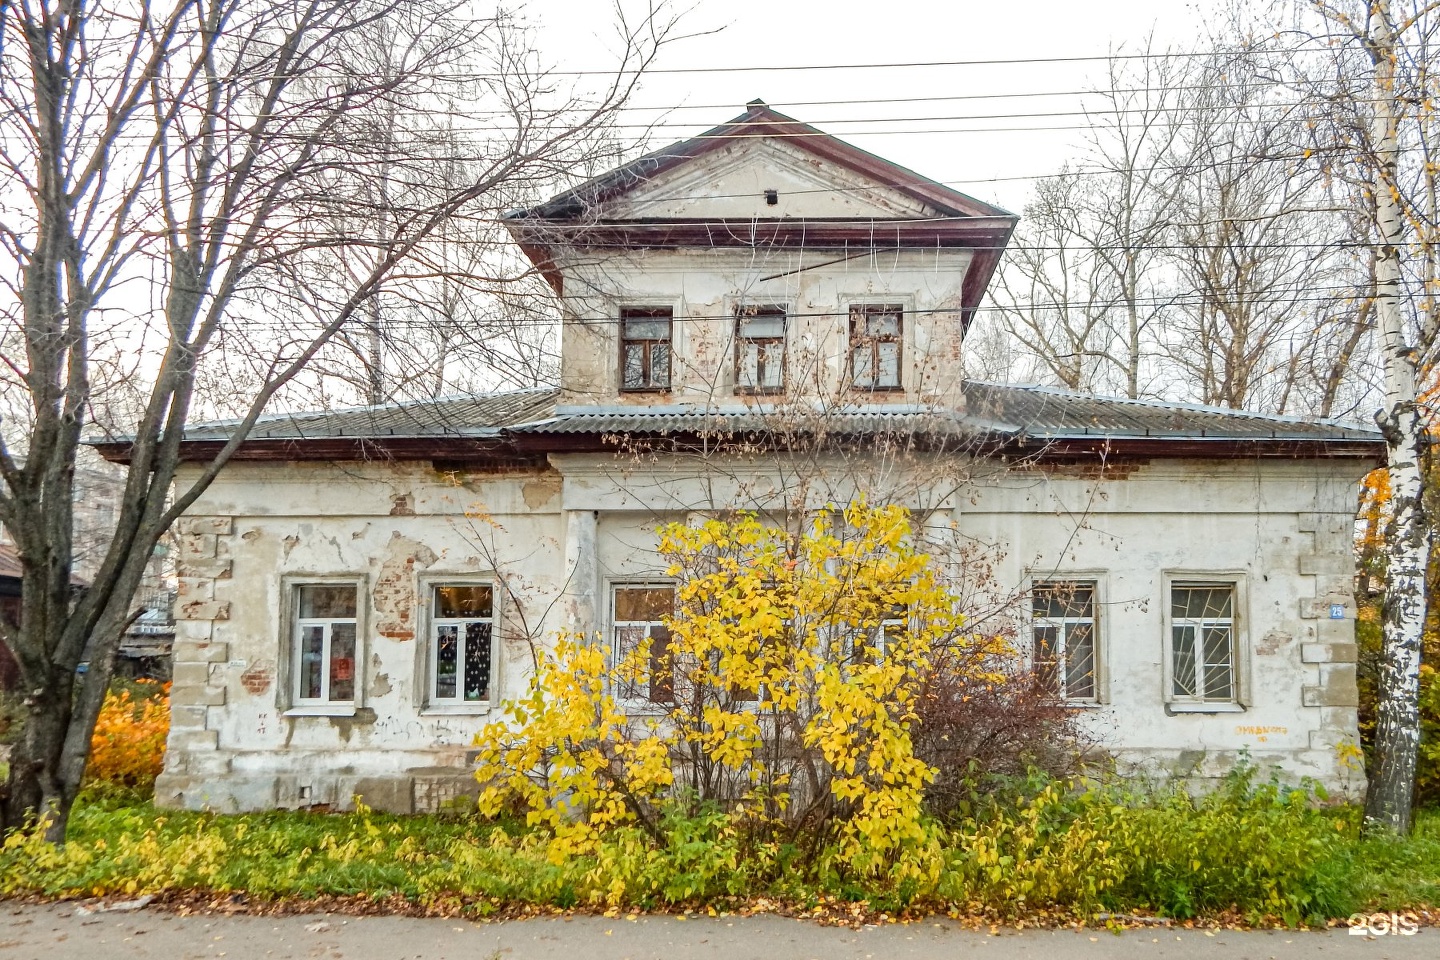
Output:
[240, 659, 275, 696]
[372, 532, 437, 641]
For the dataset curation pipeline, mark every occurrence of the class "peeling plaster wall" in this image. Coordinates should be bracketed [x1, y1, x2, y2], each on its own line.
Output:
[158, 448, 1368, 814]
[158, 462, 567, 814]
[555, 248, 971, 410]
[954, 457, 1366, 792]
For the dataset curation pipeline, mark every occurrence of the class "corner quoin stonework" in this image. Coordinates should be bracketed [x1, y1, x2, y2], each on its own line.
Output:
[1297, 511, 1363, 781]
[154, 515, 235, 802]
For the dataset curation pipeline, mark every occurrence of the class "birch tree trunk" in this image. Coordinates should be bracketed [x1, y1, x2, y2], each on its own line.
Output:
[1362, 0, 1431, 835]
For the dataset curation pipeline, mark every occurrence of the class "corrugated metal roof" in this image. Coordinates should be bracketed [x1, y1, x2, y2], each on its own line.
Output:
[513, 405, 975, 437]
[179, 388, 560, 441]
[960, 382, 1380, 442]
[169, 382, 1379, 446]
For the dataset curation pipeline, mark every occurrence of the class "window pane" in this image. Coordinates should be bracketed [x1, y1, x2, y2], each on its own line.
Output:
[1174, 585, 1232, 621]
[435, 623, 458, 699]
[867, 312, 900, 337]
[329, 622, 356, 702]
[760, 341, 784, 387]
[464, 621, 492, 701]
[623, 343, 645, 388]
[1033, 624, 1059, 691]
[739, 313, 785, 338]
[648, 625, 674, 704]
[300, 625, 325, 699]
[876, 342, 900, 386]
[1033, 581, 1094, 619]
[1065, 623, 1097, 700]
[624, 317, 670, 340]
[615, 586, 673, 622]
[614, 624, 646, 700]
[1172, 625, 1198, 698]
[1202, 626, 1235, 700]
[738, 343, 759, 387]
[851, 345, 873, 385]
[650, 342, 671, 387]
[436, 584, 492, 619]
[299, 584, 356, 619]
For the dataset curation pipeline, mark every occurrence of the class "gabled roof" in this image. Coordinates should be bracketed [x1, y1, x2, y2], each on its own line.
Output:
[90, 383, 1383, 464]
[511, 100, 1014, 222]
[504, 101, 1019, 326]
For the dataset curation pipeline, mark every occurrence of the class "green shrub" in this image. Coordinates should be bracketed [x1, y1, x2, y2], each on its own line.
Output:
[941, 769, 1358, 923]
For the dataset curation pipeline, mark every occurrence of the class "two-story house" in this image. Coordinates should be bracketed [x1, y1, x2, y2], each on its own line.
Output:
[95, 102, 1383, 813]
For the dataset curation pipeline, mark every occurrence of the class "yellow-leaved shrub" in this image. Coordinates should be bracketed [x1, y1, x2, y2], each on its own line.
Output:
[474, 504, 1010, 887]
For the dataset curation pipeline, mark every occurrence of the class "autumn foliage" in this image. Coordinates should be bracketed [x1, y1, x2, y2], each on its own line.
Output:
[474, 505, 1017, 883]
[86, 682, 170, 789]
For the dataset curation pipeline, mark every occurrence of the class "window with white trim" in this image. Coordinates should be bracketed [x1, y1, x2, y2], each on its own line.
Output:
[1031, 580, 1098, 702]
[612, 584, 675, 705]
[847, 604, 907, 664]
[293, 584, 359, 705]
[429, 584, 494, 705]
[1170, 582, 1237, 703]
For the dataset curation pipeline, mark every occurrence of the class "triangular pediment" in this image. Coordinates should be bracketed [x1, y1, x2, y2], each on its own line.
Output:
[513, 101, 1013, 224]
[605, 136, 940, 221]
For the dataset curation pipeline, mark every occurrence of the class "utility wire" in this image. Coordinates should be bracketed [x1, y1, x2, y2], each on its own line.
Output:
[217, 284, 1379, 333]
[530, 45, 1345, 76]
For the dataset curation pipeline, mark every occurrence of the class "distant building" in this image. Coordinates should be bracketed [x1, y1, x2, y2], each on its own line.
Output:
[0, 459, 174, 690]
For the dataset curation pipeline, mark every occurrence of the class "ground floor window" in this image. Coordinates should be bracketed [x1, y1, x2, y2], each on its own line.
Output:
[1170, 582, 1238, 703]
[293, 583, 359, 705]
[612, 583, 675, 705]
[430, 584, 494, 705]
[1031, 580, 1098, 703]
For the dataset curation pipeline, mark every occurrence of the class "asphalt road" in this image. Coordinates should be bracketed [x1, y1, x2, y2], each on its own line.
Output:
[0, 903, 1433, 960]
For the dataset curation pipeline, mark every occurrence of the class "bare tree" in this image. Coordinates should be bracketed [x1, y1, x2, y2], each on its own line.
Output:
[0, 0, 675, 838]
[1160, 45, 1356, 412]
[991, 45, 1185, 399]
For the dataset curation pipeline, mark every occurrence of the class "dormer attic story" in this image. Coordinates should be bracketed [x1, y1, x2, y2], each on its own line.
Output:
[504, 100, 1017, 326]
[503, 101, 1019, 409]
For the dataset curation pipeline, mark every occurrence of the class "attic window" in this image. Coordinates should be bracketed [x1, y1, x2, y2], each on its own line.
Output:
[736, 307, 786, 394]
[620, 308, 672, 392]
[764, 189, 778, 206]
[849, 304, 903, 391]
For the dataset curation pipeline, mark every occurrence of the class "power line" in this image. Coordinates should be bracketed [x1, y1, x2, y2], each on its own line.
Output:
[218, 284, 1378, 334]
[538, 45, 1341, 77]
[570, 102, 1376, 131]
[560, 84, 1294, 113]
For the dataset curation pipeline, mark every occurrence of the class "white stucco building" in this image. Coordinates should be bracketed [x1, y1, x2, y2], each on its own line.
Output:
[96, 102, 1382, 813]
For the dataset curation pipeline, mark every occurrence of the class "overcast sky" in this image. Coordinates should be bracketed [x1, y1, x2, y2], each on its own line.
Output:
[530, 0, 1218, 212]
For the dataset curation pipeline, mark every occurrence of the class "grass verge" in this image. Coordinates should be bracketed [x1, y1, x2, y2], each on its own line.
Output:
[1, 782, 1437, 926]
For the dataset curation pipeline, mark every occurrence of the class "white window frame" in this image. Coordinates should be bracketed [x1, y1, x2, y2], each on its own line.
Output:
[284, 578, 365, 716]
[425, 581, 496, 713]
[610, 582, 676, 711]
[1162, 573, 1248, 713]
[1030, 578, 1102, 705]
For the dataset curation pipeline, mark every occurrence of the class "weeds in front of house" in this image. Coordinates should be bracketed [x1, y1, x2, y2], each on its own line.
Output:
[3, 770, 1431, 925]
